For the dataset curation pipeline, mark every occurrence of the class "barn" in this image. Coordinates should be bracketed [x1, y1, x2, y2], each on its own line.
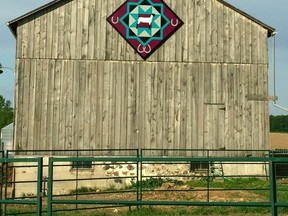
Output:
[7, 0, 275, 157]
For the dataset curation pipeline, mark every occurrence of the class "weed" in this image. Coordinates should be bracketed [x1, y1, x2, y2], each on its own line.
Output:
[128, 177, 185, 190]
[69, 186, 97, 194]
[21, 192, 35, 198]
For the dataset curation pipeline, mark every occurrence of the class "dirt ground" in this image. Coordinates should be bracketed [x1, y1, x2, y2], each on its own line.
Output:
[270, 132, 288, 149]
[49, 183, 269, 215]
[6, 182, 280, 216]
[52, 183, 267, 203]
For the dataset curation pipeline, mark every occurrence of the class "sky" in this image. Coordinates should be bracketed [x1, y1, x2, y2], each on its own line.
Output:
[0, 0, 288, 115]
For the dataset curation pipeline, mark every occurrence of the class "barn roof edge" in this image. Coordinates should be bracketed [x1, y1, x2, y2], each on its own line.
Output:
[7, 0, 276, 37]
[7, 0, 71, 37]
[218, 0, 275, 37]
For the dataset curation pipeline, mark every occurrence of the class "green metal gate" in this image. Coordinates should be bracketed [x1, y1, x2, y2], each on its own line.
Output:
[0, 150, 288, 215]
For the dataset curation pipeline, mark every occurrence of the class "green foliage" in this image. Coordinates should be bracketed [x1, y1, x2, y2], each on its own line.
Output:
[21, 192, 35, 198]
[129, 178, 184, 190]
[0, 95, 13, 130]
[270, 115, 288, 133]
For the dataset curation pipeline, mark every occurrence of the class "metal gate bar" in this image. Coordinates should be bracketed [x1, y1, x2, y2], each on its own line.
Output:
[0, 157, 43, 215]
[45, 155, 288, 216]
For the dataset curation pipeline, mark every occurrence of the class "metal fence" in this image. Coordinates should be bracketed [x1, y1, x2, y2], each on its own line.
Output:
[0, 149, 288, 216]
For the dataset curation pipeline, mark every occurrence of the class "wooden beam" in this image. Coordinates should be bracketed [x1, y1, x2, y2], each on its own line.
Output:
[247, 94, 278, 101]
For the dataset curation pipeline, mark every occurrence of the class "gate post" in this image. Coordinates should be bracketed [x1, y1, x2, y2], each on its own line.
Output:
[269, 160, 278, 216]
[47, 158, 54, 216]
[36, 157, 43, 215]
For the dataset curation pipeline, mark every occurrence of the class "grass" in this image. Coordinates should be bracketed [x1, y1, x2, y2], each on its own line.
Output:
[4, 178, 288, 215]
[4, 207, 273, 216]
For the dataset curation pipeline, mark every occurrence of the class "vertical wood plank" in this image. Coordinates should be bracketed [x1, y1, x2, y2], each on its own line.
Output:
[126, 62, 136, 149]
[120, 62, 128, 150]
[83, 61, 92, 150]
[150, 63, 158, 151]
[136, 63, 144, 149]
[64, 60, 73, 151]
[221, 64, 229, 151]
[211, 0, 218, 62]
[51, 7, 59, 59]
[23, 19, 33, 58]
[175, 0, 183, 62]
[81, 0, 89, 59]
[156, 63, 165, 151]
[58, 60, 66, 151]
[240, 16, 246, 63]
[33, 60, 43, 150]
[179, 63, 187, 152]
[87, 0, 96, 59]
[228, 8, 235, 63]
[63, 2, 72, 59]
[16, 25, 23, 58]
[198, 63, 205, 151]
[40, 13, 47, 59]
[75, 0, 83, 59]
[217, 2, 224, 63]
[251, 23, 259, 64]
[46, 10, 53, 58]
[144, 63, 152, 150]
[205, 0, 212, 63]
[20, 60, 29, 150]
[96, 61, 104, 149]
[246, 20, 252, 63]
[187, 64, 199, 152]
[234, 13, 241, 63]
[174, 63, 181, 152]
[102, 62, 110, 150]
[223, 6, 229, 62]
[112, 62, 124, 149]
[70, 0, 77, 59]
[28, 60, 36, 151]
[227, 64, 234, 149]
[14, 60, 22, 151]
[52, 61, 62, 150]
[77, 61, 86, 150]
[34, 16, 41, 58]
[89, 61, 97, 150]
[187, 0, 194, 62]
[46, 60, 55, 151]
[166, 63, 175, 151]
[71, 60, 79, 150]
[57, 4, 65, 59]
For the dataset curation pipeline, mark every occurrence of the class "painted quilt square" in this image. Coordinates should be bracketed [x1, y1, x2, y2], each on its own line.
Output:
[107, 0, 184, 60]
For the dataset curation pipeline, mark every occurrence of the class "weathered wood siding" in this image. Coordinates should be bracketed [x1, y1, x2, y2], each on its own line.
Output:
[14, 0, 270, 155]
[16, 0, 269, 63]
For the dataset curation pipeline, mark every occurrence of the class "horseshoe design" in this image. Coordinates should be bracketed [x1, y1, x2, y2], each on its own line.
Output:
[137, 44, 152, 54]
[171, 19, 179, 27]
[111, 16, 119, 24]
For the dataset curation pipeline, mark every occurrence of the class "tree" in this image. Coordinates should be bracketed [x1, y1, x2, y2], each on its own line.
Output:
[270, 115, 288, 133]
[0, 95, 14, 130]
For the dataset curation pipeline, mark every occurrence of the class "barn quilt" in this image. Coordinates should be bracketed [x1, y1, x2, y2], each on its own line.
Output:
[107, 0, 184, 60]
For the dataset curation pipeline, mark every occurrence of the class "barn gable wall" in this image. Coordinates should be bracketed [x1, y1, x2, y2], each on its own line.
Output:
[13, 0, 270, 155]
[16, 0, 268, 63]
